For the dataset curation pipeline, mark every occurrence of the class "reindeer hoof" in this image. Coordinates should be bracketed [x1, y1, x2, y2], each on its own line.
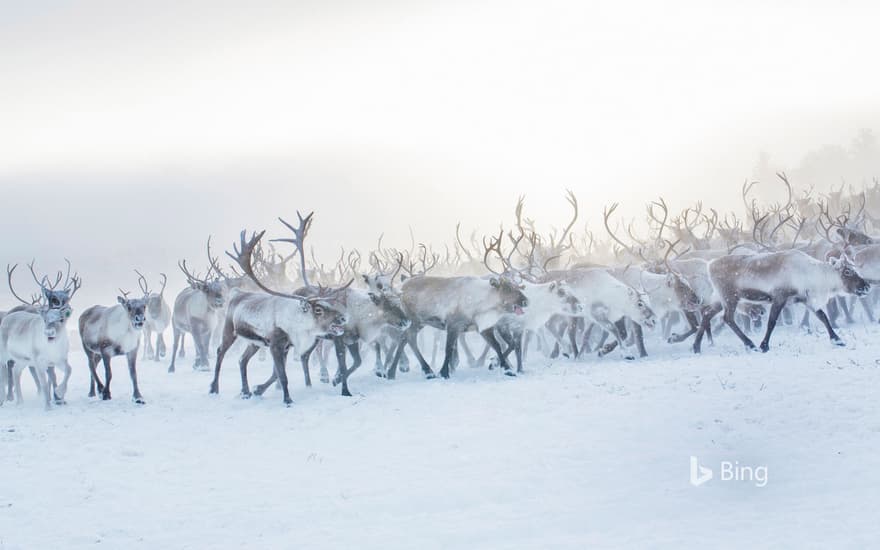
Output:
[167, 366, 175, 373]
[399, 364, 410, 373]
[624, 355, 636, 361]
[503, 370, 516, 377]
[240, 391, 252, 399]
[341, 388, 352, 397]
[133, 396, 145, 405]
[425, 372, 437, 380]
[832, 339, 846, 347]
[760, 343, 770, 353]
[283, 399, 293, 407]
[101, 393, 112, 401]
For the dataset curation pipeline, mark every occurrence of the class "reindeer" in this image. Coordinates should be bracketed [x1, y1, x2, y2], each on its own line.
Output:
[210, 229, 348, 405]
[168, 243, 228, 372]
[79, 277, 152, 403]
[138, 271, 170, 360]
[2, 261, 80, 403]
[383, 270, 529, 379]
[692, 250, 870, 353]
[0, 307, 69, 409]
[540, 267, 657, 360]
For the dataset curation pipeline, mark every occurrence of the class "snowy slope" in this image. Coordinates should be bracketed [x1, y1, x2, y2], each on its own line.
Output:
[1, 322, 879, 549]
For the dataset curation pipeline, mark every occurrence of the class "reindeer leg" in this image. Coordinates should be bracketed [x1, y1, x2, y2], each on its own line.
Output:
[567, 319, 580, 358]
[479, 327, 514, 375]
[35, 367, 50, 410]
[179, 333, 186, 358]
[235, 344, 259, 398]
[439, 328, 459, 379]
[813, 308, 845, 346]
[758, 297, 788, 352]
[458, 334, 477, 368]
[334, 341, 361, 396]
[668, 311, 699, 343]
[5, 362, 13, 401]
[330, 337, 350, 395]
[168, 328, 181, 373]
[373, 342, 383, 374]
[55, 360, 71, 403]
[838, 296, 854, 324]
[157, 333, 167, 359]
[381, 336, 407, 380]
[126, 350, 145, 404]
[632, 322, 648, 358]
[269, 335, 293, 406]
[692, 304, 722, 354]
[100, 349, 113, 400]
[405, 326, 435, 378]
[722, 299, 756, 351]
[85, 349, 102, 397]
[209, 319, 237, 394]
[860, 296, 875, 323]
[317, 340, 330, 384]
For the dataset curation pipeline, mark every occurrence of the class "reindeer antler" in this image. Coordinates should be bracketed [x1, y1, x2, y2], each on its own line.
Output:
[227, 230, 308, 302]
[274, 211, 314, 288]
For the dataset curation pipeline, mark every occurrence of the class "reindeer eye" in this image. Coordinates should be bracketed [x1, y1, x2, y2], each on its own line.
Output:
[637, 301, 645, 308]
[314, 306, 324, 316]
[844, 269, 853, 277]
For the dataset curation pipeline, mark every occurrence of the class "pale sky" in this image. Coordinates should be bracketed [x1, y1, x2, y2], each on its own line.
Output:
[2, 0, 880, 304]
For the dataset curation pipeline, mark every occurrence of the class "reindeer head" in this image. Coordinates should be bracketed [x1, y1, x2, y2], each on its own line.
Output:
[178, 259, 227, 309]
[305, 299, 347, 336]
[626, 287, 656, 328]
[9, 260, 81, 316]
[368, 291, 411, 329]
[830, 256, 870, 296]
[117, 286, 149, 330]
[489, 276, 529, 315]
[39, 307, 66, 342]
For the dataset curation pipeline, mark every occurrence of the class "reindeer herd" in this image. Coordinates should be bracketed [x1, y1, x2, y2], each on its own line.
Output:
[3, 175, 880, 409]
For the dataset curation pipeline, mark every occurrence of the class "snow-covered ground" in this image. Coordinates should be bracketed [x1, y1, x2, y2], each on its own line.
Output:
[1, 322, 879, 549]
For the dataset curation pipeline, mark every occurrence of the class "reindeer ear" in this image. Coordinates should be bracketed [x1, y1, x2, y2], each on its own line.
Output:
[400, 275, 409, 283]
[666, 273, 676, 287]
[300, 301, 311, 313]
[489, 277, 500, 288]
[361, 274, 370, 285]
[368, 292, 381, 305]
[628, 287, 636, 298]
[548, 282, 556, 292]
[117, 296, 126, 305]
[828, 256, 841, 268]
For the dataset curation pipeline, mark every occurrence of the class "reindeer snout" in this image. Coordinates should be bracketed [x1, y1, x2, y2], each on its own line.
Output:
[44, 328, 57, 341]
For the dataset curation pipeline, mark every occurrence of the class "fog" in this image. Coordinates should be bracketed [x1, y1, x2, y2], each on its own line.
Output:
[3, 0, 880, 306]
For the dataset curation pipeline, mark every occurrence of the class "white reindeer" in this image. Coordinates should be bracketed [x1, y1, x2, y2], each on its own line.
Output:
[140, 271, 170, 360]
[168, 253, 227, 373]
[0, 307, 70, 409]
[542, 268, 657, 360]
